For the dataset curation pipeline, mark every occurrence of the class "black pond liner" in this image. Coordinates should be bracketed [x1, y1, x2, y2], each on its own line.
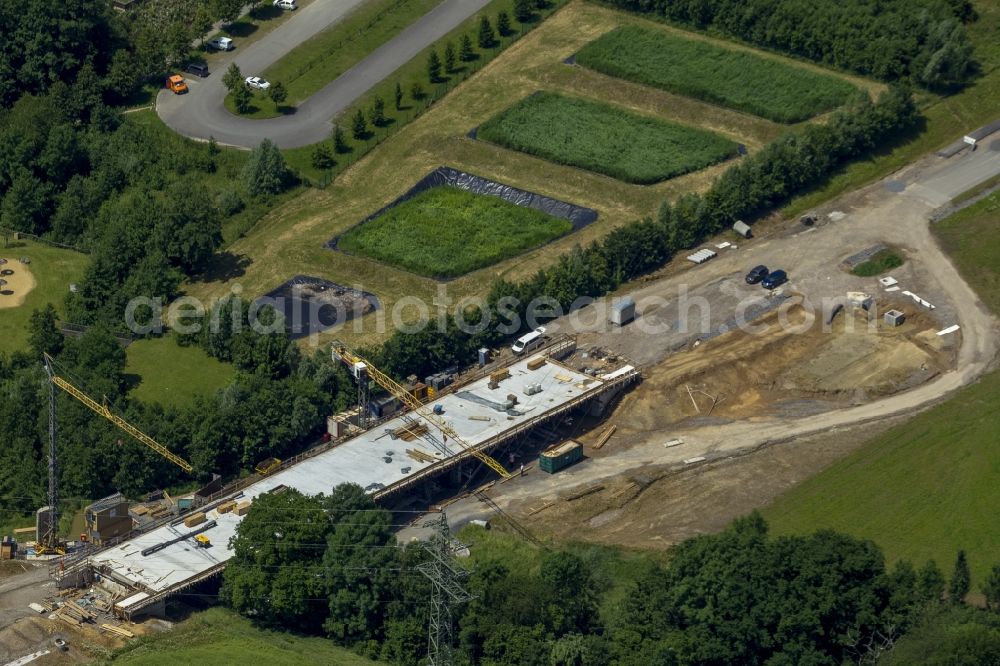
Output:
[326, 166, 599, 269]
[0, 290, 13, 296]
[254, 275, 381, 339]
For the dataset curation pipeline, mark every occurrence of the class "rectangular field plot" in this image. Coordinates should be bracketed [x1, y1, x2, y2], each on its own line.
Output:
[336, 186, 574, 278]
[477, 92, 738, 184]
[577, 26, 859, 123]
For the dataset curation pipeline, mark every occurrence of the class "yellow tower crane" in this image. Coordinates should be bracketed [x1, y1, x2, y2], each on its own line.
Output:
[37, 355, 194, 554]
[46, 363, 193, 472]
[331, 342, 511, 480]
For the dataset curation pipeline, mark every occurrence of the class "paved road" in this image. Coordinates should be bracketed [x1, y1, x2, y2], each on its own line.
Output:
[157, 0, 492, 149]
[431, 134, 1000, 530]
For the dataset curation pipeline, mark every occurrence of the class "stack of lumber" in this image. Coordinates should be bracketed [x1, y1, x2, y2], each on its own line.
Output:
[562, 484, 605, 501]
[392, 423, 428, 441]
[216, 500, 237, 514]
[56, 599, 95, 625]
[527, 357, 546, 371]
[592, 425, 617, 450]
[406, 448, 437, 464]
[183, 512, 206, 528]
[234, 500, 252, 516]
[102, 623, 135, 638]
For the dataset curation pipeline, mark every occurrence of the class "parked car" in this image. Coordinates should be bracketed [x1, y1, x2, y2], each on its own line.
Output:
[185, 62, 209, 78]
[512, 327, 546, 355]
[165, 74, 188, 94]
[273, 0, 297, 9]
[245, 76, 270, 90]
[745, 265, 769, 285]
[207, 36, 234, 51]
[761, 269, 788, 290]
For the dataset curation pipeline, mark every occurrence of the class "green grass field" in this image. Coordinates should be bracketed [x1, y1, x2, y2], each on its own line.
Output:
[576, 25, 859, 123]
[765, 190, 1000, 584]
[850, 248, 904, 277]
[0, 240, 90, 355]
[477, 91, 738, 183]
[765, 371, 1000, 583]
[105, 607, 383, 665]
[126, 336, 235, 408]
[934, 190, 1000, 315]
[336, 186, 573, 277]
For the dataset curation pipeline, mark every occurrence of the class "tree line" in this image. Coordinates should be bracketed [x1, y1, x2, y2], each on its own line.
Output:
[597, 0, 975, 90]
[223, 492, 1000, 665]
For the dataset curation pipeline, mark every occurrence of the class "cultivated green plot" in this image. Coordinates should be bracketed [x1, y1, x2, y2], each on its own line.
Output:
[478, 92, 738, 183]
[337, 186, 573, 278]
[576, 26, 859, 123]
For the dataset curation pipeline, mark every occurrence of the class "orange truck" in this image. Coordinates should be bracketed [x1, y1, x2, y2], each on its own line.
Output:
[166, 74, 188, 94]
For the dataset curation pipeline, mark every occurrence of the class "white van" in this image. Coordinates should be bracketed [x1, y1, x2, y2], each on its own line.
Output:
[512, 327, 546, 355]
[208, 37, 234, 51]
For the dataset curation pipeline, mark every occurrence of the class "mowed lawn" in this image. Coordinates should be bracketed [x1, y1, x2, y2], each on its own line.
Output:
[477, 92, 738, 183]
[933, 189, 1000, 315]
[107, 607, 383, 665]
[577, 26, 859, 123]
[0, 240, 90, 354]
[765, 191, 1000, 583]
[336, 186, 573, 278]
[126, 336, 235, 407]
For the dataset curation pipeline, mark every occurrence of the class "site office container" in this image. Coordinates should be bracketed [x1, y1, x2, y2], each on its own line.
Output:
[538, 440, 583, 474]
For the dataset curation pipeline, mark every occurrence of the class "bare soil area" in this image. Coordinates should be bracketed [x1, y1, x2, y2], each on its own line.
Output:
[606, 303, 953, 441]
[514, 418, 902, 550]
[0, 258, 37, 309]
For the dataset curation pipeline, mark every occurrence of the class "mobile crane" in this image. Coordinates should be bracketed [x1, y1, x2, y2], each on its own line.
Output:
[37, 354, 193, 555]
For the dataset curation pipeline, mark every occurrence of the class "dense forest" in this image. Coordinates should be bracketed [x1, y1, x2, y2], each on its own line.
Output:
[0, 307, 350, 505]
[223, 489, 1000, 665]
[0, 0, 297, 329]
[598, 0, 975, 89]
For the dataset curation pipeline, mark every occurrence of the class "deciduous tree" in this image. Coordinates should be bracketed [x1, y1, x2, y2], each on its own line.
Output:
[241, 139, 288, 196]
[268, 81, 288, 110]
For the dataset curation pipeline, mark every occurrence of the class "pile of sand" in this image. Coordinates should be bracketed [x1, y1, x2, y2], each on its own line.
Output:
[0, 258, 37, 309]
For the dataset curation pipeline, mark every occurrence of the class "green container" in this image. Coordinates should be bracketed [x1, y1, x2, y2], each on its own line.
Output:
[539, 441, 583, 474]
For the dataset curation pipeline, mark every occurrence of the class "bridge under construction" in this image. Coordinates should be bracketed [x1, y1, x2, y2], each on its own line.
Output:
[53, 340, 639, 618]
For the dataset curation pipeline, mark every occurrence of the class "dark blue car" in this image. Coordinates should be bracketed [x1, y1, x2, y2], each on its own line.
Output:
[762, 269, 787, 289]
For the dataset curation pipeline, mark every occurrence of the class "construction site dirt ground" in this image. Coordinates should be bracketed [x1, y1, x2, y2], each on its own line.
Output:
[511, 418, 904, 550]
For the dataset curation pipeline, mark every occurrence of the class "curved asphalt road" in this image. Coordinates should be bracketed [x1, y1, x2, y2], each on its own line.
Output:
[157, 0, 492, 149]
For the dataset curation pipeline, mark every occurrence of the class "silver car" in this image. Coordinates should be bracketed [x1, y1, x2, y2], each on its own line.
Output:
[245, 76, 271, 90]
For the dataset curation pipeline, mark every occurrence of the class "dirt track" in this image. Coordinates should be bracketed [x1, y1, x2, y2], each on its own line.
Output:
[441, 135, 1000, 539]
